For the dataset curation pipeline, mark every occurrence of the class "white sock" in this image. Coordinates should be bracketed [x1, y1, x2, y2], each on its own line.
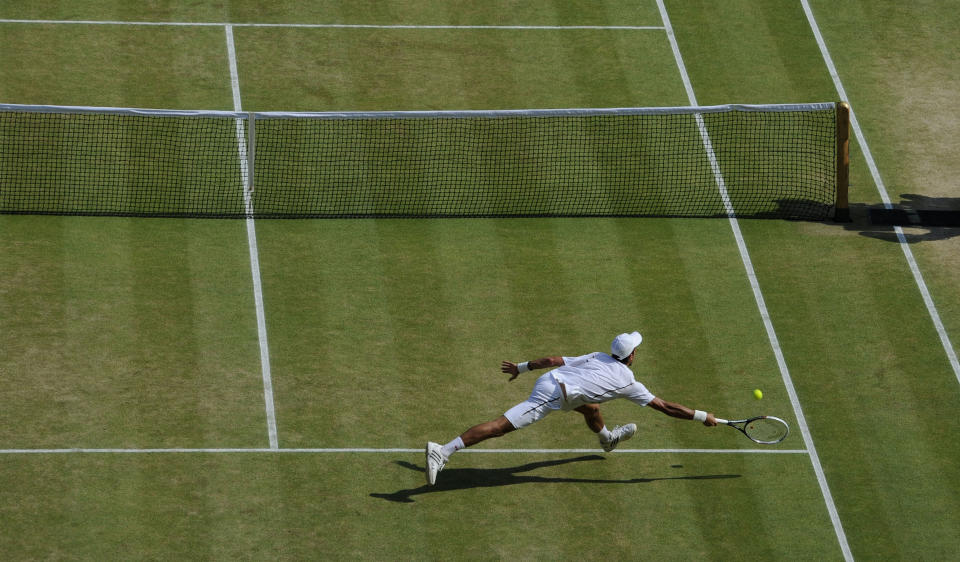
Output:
[597, 426, 612, 441]
[441, 436, 465, 458]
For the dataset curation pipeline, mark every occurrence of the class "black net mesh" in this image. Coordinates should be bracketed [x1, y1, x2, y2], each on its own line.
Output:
[0, 104, 837, 220]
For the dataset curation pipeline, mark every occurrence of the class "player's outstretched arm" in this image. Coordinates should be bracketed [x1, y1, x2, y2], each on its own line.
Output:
[500, 356, 564, 381]
[648, 397, 717, 426]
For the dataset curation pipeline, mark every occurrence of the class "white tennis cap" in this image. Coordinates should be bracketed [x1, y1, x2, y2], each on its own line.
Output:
[611, 331, 643, 359]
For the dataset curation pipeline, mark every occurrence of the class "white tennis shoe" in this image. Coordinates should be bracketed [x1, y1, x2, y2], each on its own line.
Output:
[425, 441, 447, 485]
[600, 423, 637, 452]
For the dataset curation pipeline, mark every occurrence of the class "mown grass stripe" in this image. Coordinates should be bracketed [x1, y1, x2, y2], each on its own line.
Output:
[0, 19, 664, 30]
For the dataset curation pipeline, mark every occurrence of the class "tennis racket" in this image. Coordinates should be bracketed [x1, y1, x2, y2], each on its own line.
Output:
[715, 416, 790, 444]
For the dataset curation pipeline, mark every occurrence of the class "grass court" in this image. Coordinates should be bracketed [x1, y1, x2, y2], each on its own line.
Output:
[1, 1, 959, 559]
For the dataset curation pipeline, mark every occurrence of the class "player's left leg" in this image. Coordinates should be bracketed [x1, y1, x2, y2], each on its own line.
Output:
[575, 403, 605, 432]
[575, 404, 636, 452]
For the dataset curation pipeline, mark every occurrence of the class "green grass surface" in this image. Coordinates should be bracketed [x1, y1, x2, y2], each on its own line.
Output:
[0, 1, 663, 27]
[1, 1, 958, 560]
[255, 218, 796, 449]
[234, 27, 682, 111]
[0, 23, 232, 109]
[0, 217, 265, 448]
[0, 453, 837, 560]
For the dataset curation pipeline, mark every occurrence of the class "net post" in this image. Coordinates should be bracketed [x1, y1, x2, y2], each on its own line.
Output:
[246, 112, 256, 193]
[834, 101, 851, 222]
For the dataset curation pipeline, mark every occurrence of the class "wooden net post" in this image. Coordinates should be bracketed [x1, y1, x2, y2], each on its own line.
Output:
[834, 101, 851, 222]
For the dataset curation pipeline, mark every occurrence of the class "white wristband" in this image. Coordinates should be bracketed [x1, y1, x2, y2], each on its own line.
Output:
[517, 361, 530, 373]
[693, 410, 707, 422]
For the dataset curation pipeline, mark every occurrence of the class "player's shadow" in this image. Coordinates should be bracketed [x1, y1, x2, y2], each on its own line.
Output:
[369, 455, 741, 503]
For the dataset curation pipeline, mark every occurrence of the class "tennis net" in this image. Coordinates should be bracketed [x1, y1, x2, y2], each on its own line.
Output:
[0, 102, 848, 220]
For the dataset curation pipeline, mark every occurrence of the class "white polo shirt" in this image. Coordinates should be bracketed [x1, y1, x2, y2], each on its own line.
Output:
[550, 352, 655, 408]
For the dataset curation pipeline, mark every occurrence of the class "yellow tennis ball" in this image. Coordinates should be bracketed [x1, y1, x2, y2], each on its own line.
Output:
[753, 389, 763, 400]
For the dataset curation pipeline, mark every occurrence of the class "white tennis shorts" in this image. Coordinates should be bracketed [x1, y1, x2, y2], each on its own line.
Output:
[503, 372, 565, 429]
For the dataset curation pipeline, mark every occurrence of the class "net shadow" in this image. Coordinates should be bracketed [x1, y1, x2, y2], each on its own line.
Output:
[369, 455, 741, 503]
[838, 195, 960, 243]
[736, 197, 834, 221]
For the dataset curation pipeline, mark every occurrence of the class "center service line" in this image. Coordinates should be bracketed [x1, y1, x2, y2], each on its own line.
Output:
[225, 24, 279, 450]
[655, 2, 853, 561]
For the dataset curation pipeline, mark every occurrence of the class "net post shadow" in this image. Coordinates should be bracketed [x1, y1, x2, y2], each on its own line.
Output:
[837, 196, 960, 243]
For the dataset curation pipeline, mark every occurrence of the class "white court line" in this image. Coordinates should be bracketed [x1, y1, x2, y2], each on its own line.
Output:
[801, 0, 960, 386]
[0, 19, 663, 30]
[656, 1, 853, 560]
[0, 447, 807, 455]
[225, 25, 279, 450]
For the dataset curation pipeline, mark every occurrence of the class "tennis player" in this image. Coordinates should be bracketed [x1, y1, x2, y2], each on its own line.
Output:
[425, 331, 718, 485]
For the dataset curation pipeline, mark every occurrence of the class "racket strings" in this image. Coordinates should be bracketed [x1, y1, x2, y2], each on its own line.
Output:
[745, 418, 789, 443]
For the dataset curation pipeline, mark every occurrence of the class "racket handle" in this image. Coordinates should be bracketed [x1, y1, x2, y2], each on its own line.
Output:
[715, 418, 728, 424]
